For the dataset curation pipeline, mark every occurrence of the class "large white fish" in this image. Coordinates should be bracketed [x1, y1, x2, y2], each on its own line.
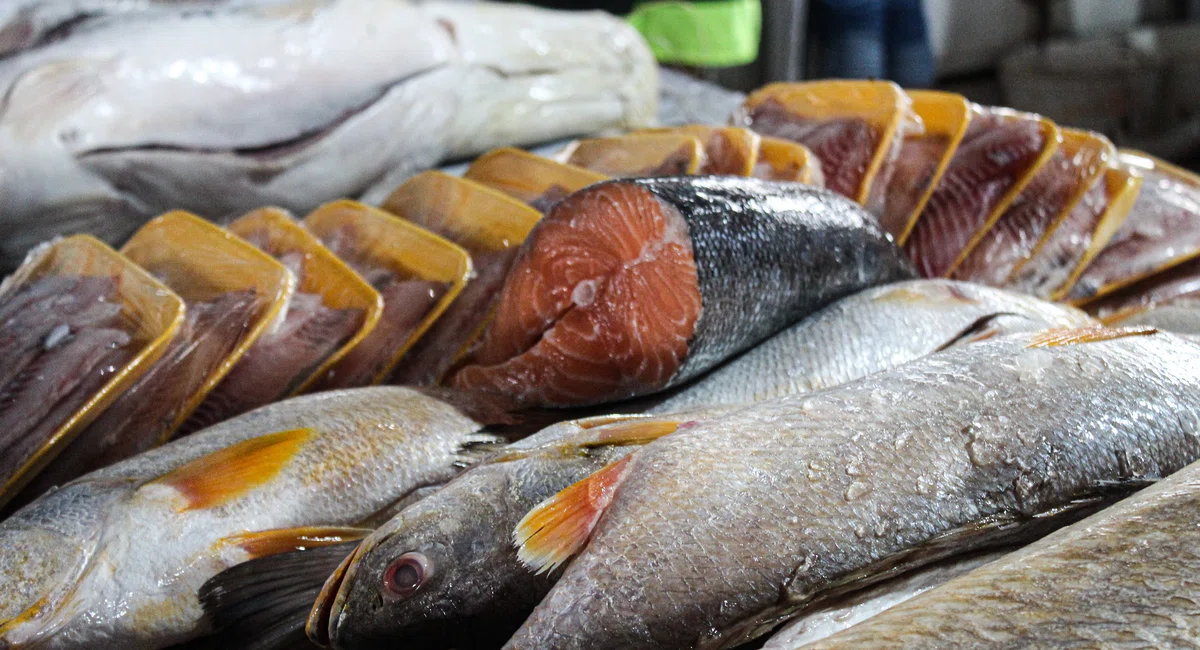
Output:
[0, 0, 657, 268]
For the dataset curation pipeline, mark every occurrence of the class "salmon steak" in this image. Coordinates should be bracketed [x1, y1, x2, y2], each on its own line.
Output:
[449, 176, 915, 407]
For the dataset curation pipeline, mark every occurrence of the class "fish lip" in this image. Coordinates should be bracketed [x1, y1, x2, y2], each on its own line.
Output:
[307, 540, 366, 648]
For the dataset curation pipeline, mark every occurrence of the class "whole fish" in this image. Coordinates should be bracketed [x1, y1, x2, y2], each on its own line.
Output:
[451, 176, 916, 407]
[647, 279, 1093, 413]
[0, 386, 504, 650]
[0, 0, 657, 269]
[198, 280, 1084, 650]
[505, 327, 1200, 650]
[799, 456, 1200, 649]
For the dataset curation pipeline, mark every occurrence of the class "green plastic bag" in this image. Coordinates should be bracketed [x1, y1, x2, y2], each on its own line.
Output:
[627, 0, 761, 68]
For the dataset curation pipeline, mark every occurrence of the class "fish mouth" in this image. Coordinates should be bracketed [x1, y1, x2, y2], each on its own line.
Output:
[306, 542, 364, 648]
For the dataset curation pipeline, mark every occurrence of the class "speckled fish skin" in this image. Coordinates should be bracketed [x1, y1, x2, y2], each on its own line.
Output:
[0, 387, 496, 650]
[318, 415, 688, 650]
[800, 457, 1200, 649]
[648, 279, 1093, 414]
[505, 330, 1200, 650]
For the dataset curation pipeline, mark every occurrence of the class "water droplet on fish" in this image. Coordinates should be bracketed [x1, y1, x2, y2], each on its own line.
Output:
[916, 474, 935, 495]
[846, 463, 862, 477]
[853, 523, 868, 538]
[809, 460, 825, 471]
[893, 433, 909, 450]
[571, 279, 599, 307]
[787, 515, 800, 525]
[845, 481, 870, 501]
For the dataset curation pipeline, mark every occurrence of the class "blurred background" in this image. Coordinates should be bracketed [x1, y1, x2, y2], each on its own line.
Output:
[522, 0, 1200, 170]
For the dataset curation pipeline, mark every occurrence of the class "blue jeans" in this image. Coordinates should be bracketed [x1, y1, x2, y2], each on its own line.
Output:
[811, 0, 936, 87]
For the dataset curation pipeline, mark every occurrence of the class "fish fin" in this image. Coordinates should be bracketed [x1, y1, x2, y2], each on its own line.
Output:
[150, 428, 314, 511]
[1027, 325, 1157, 348]
[197, 540, 362, 650]
[935, 312, 1024, 352]
[220, 526, 372, 560]
[578, 419, 680, 448]
[514, 456, 633, 575]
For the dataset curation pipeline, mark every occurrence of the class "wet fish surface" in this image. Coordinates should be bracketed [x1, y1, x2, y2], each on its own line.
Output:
[647, 279, 1092, 414]
[505, 328, 1200, 650]
[799, 456, 1200, 649]
[451, 176, 916, 407]
[0, 386, 500, 650]
[0, 0, 657, 269]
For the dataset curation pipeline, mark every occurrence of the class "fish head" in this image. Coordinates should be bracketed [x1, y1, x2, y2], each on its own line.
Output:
[312, 469, 538, 649]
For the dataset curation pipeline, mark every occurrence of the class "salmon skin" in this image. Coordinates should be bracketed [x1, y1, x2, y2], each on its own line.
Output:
[14, 290, 262, 508]
[450, 176, 916, 407]
[800, 457, 1200, 649]
[505, 328, 1200, 650]
[905, 108, 1052, 278]
[0, 275, 135, 499]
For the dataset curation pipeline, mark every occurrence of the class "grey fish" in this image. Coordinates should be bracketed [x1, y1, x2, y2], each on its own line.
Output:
[0, 387, 502, 650]
[761, 551, 1008, 650]
[0, 0, 657, 269]
[799, 456, 1200, 649]
[505, 327, 1200, 650]
[649, 279, 1093, 413]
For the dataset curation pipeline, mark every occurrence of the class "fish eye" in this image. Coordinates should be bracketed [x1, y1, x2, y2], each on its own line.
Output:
[382, 552, 431, 598]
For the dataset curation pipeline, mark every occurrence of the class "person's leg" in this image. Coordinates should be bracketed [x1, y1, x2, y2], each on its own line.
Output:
[884, 0, 936, 87]
[811, 0, 885, 80]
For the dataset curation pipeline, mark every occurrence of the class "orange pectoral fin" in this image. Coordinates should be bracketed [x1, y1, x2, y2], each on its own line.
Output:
[221, 526, 373, 559]
[150, 428, 314, 511]
[583, 419, 680, 448]
[1027, 325, 1157, 348]
[513, 455, 633, 575]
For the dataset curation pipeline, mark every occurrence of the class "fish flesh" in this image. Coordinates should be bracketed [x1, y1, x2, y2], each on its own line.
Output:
[505, 327, 1200, 649]
[0, 0, 657, 269]
[1003, 165, 1137, 299]
[646, 279, 1093, 414]
[450, 176, 916, 407]
[1083, 252, 1200, 322]
[178, 290, 364, 433]
[12, 290, 262, 507]
[559, 133, 704, 177]
[463, 148, 608, 215]
[0, 386, 502, 650]
[797, 456, 1200, 649]
[761, 551, 1007, 649]
[1068, 152, 1200, 303]
[905, 106, 1055, 278]
[953, 129, 1111, 286]
[0, 274, 135, 501]
[381, 172, 540, 386]
[879, 90, 969, 241]
[751, 137, 823, 186]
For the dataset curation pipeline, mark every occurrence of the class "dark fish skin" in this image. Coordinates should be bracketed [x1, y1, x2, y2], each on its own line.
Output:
[505, 329, 1200, 650]
[801, 457, 1200, 649]
[638, 177, 917, 382]
[453, 177, 917, 407]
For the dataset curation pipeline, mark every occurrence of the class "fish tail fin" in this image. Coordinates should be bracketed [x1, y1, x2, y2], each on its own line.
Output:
[197, 539, 364, 650]
[514, 455, 634, 575]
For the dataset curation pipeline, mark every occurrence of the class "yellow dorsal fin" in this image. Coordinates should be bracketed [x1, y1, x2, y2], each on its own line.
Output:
[152, 428, 313, 511]
[1027, 325, 1157, 348]
[581, 419, 680, 448]
[220, 526, 372, 559]
[514, 456, 632, 575]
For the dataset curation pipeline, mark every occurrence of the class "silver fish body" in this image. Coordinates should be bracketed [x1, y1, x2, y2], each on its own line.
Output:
[1110, 301, 1200, 335]
[0, 0, 657, 268]
[801, 456, 1200, 649]
[0, 387, 496, 650]
[506, 328, 1200, 650]
[650, 279, 1093, 413]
